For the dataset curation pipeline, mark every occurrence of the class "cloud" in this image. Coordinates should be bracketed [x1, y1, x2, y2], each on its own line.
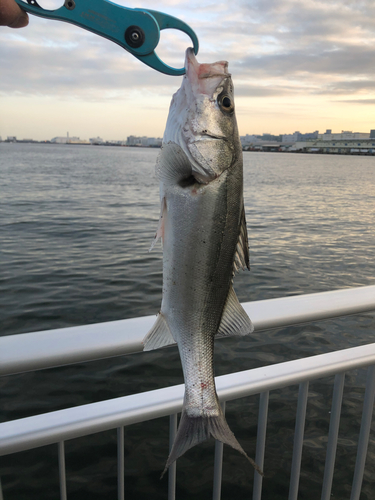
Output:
[316, 79, 375, 95]
[234, 84, 300, 97]
[0, 21, 182, 100]
[336, 98, 375, 105]
[1, 0, 375, 141]
[236, 46, 375, 79]
[2, 0, 375, 100]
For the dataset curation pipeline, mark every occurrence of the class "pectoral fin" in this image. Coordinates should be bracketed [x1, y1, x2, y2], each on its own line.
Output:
[142, 313, 176, 351]
[156, 142, 192, 185]
[216, 286, 254, 338]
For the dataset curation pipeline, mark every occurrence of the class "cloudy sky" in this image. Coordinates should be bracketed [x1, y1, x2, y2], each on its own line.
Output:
[1, 0, 375, 141]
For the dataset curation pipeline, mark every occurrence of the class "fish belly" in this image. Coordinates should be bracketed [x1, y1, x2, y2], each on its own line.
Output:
[161, 172, 237, 416]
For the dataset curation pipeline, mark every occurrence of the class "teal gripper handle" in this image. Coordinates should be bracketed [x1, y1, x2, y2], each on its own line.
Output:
[14, 0, 199, 76]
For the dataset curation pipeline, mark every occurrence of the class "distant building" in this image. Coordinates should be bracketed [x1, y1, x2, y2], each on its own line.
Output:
[282, 130, 320, 142]
[240, 134, 259, 147]
[7, 136, 17, 142]
[126, 135, 162, 147]
[260, 133, 282, 142]
[126, 135, 141, 146]
[51, 136, 89, 144]
[51, 136, 69, 143]
[146, 137, 162, 147]
[320, 131, 370, 141]
[292, 138, 375, 154]
[300, 130, 319, 140]
[89, 137, 104, 144]
[282, 131, 302, 143]
[69, 138, 90, 144]
[370, 130, 375, 139]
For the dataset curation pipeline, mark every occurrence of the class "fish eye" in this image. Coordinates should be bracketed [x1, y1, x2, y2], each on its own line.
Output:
[222, 97, 231, 108]
[218, 94, 234, 113]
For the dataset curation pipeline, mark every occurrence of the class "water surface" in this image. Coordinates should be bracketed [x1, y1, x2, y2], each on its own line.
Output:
[1, 144, 374, 499]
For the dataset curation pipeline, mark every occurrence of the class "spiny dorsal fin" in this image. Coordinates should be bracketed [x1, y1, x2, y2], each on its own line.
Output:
[216, 286, 254, 338]
[142, 313, 176, 351]
[233, 204, 250, 274]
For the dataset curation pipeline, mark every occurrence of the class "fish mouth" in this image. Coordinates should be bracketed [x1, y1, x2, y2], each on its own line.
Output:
[199, 133, 227, 140]
[184, 47, 199, 74]
[184, 48, 230, 96]
[185, 48, 229, 77]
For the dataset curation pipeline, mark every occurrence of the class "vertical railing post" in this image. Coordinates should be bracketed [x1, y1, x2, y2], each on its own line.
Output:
[168, 414, 178, 500]
[350, 365, 375, 500]
[212, 401, 226, 500]
[117, 427, 125, 500]
[0, 477, 4, 500]
[288, 381, 309, 500]
[253, 391, 269, 500]
[321, 372, 345, 500]
[58, 441, 67, 500]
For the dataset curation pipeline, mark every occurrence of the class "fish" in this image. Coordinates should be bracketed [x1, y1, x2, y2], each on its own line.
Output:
[143, 48, 262, 476]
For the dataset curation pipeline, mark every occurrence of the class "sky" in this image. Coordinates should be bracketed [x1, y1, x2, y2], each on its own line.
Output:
[1, 0, 375, 141]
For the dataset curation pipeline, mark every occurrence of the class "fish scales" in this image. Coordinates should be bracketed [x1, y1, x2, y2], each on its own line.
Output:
[143, 48, 262, 476]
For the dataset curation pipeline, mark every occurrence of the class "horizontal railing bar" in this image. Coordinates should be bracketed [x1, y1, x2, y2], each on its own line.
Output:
[1, 342, 375, 457]
[1, 285, 375, 376]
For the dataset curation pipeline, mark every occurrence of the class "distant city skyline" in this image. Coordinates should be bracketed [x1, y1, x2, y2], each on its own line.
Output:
[1, 0, 375, 141]
[2, 128, 375, 145]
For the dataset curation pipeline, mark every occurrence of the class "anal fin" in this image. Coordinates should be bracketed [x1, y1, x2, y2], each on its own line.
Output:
[216, 287, 254, 338]
[142, 313, 175, 351]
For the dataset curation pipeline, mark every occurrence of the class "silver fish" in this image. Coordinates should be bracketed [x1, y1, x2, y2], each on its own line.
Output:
[143, 48, 261, 476]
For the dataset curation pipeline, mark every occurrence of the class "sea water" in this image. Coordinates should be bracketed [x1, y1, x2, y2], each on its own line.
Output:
[1, 143, 375, 499]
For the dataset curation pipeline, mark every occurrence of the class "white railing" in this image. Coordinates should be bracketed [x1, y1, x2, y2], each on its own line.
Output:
[1, 285, 375, 376]
[1, 285, 375, 500]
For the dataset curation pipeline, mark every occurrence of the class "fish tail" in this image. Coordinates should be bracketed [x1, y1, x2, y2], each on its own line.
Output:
[161, 405, 263, 478]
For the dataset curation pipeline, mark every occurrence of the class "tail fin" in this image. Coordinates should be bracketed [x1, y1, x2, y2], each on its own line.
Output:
[161, 406, 263, 477]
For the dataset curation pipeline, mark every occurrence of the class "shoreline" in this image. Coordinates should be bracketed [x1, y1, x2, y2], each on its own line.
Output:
[244, 149, 375, 156]
[2, 141, 374, 156]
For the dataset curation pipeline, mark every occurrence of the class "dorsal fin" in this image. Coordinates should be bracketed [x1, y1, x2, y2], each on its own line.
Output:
[233, 204, 250, 275]
[142, 313, 176, 351]
[216, 286, 254, 338]
[150, 197, 167, 251]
